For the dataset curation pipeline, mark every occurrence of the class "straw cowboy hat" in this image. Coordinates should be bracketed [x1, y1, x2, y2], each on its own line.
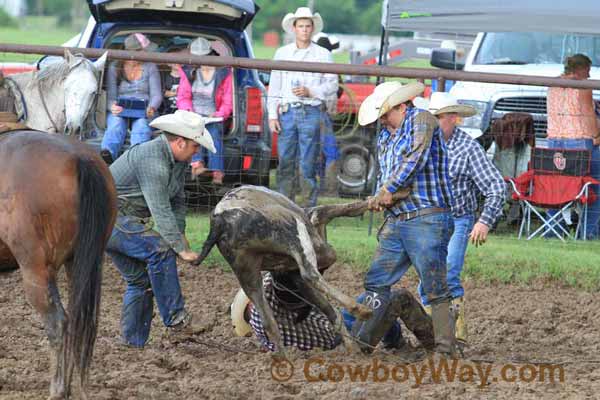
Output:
[358, 81, 425, 126]
[282, 7, 323, 36]
[427, 92, 477, 117]
[123, 33, 158, 51]
[230, 288, 252, 337]
[149, 110, 217, 153]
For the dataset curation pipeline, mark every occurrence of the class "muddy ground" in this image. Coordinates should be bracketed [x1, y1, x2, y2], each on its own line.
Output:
[1, 260, 599, 400]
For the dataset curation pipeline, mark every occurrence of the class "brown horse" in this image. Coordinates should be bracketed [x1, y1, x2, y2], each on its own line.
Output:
[0, 131, 117, 399]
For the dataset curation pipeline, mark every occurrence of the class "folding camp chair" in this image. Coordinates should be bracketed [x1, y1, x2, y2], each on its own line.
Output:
[505, 147, 599, 241]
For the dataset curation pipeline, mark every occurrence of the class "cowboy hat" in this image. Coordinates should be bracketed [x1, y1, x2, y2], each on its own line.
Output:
[358, 81, 425, 126]
[428, 92, 477, 117]
[124, 33, 158, 52]
[282, 7, 323, 36]
[230, 288, 252, 337]
[412, 96, 430, 110]
[149, 110, 217, 153]
[190, 37, 215, 56]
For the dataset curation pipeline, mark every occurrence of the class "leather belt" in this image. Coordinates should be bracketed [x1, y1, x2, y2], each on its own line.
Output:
[394, 207, 448, 222]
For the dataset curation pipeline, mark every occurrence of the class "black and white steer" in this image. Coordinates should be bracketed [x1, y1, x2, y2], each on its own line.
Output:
[193, 185, 372, 354]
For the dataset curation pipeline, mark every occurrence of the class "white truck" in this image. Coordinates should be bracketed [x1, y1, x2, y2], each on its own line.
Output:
[431, 32, 600, 148]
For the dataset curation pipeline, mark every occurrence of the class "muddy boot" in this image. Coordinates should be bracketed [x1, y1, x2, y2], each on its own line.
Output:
[431, 300, 459, 358]
[166, 310, 204, 342]
[452, 297, 467, 351]
[351, 291, 397, 353]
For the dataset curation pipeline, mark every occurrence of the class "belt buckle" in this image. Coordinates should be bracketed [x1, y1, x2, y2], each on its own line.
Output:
[281, 103, 289, 113]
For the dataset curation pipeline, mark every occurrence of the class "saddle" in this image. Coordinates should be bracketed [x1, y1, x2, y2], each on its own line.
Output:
[0, 84, 26, 134]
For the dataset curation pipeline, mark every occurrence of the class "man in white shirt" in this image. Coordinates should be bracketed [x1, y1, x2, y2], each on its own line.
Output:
[267, 7, 338, 207]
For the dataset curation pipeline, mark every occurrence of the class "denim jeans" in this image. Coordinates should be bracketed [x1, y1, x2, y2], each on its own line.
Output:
[101, 114, 152, 160]
[364, 211, 453, 305]
[191, 122, 224, 172]
[277, 104, 321, 207]
[544, 138, 600, 239]
[418, 213, 475, 305]
[106, 215, 186, 347]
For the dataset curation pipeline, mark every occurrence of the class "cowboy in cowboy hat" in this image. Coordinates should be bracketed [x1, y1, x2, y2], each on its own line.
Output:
[106, 110, 215, 348]
[415, 92, 505, 351]
[355, 81, 459, 357]
[267, 7, 338, 207]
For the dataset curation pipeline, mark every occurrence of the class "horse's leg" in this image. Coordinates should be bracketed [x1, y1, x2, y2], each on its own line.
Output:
[20, 261, 70, 400]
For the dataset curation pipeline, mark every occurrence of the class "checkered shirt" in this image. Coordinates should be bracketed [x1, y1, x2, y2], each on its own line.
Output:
[109, 134, 188, 252]
[377, 107, 453, 215]
[446, 127, 506, 227]
[248, 274, 339, 352]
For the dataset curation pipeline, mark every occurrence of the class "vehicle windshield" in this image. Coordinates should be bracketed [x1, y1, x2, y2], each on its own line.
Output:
[473, 32, 600, 66]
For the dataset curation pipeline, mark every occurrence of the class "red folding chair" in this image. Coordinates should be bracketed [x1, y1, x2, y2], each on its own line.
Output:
[505, 148, 599, 241]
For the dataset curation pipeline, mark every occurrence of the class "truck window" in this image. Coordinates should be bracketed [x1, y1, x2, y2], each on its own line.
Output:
[473, 32, 600, 66]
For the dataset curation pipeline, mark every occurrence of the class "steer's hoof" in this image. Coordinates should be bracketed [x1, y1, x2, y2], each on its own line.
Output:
[353, 303, 373, 320]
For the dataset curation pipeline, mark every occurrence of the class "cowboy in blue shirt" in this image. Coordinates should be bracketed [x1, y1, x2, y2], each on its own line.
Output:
[351, 82, 458, 357]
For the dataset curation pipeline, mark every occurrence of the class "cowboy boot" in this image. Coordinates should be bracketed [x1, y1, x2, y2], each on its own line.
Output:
[351, 291, 398, 353]
[430, 300, 459, 358]
[452, 297, 467, 348]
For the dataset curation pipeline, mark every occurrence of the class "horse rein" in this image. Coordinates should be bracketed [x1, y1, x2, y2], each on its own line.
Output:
[36, 83, 59, 133]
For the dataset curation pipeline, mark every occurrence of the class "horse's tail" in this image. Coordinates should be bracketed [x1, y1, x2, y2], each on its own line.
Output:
[65, 157, 113, 387]
[192, 215, 222, 266]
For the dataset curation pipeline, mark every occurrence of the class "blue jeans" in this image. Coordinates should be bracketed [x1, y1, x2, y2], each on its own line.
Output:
[106, 215, 186, 347]
[544, 138, 600, 239]
[418, 214, 475, 304]
[191, 122, 224, 172]
[277, 105, 321, 207]
[364, 211, 453, 305]
[101, 114, 152, 160]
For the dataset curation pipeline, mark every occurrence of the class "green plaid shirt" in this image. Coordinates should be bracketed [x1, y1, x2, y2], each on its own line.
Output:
[110, 135, 188, 253]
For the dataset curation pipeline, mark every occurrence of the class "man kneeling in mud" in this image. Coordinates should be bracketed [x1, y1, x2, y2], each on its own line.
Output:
[230, 272, 435, 353]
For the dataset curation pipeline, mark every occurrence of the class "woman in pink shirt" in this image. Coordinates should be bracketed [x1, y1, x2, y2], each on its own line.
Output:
[546, 53, 600, 238]
[177, 37, 233, 185]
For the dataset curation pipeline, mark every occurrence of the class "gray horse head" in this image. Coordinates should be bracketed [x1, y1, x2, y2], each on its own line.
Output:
[34, 50, 107, 136]
[64, 50, 107, 136]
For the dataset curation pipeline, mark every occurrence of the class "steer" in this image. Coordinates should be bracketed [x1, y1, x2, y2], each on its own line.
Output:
[193, 185, 373, 354]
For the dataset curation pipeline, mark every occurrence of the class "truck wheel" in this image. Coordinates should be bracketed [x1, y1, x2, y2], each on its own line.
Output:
[337, 143, 376, 196]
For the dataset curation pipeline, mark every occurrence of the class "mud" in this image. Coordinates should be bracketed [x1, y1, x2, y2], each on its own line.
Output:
[1, 261, 599, 399]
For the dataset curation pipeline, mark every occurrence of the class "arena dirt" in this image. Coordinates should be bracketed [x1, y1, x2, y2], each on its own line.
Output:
[1, 260, 599, 400]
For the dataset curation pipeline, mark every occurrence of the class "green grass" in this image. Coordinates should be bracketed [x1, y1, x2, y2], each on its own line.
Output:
[185, 210, 600, 291]
[0, 16, 79, 63]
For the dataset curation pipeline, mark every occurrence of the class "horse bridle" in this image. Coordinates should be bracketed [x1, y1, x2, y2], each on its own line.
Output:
[36, 83, 60, 133]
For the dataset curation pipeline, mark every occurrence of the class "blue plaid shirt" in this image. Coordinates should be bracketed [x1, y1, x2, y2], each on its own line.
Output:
[376, 107, 453, 215]
[446, 127, 506, 227]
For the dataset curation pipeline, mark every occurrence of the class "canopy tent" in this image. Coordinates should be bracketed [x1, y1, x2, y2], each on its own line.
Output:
[382, 0, 600, 35]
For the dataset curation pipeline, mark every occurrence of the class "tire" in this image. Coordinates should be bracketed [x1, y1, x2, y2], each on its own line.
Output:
[337, 142, 377, 196]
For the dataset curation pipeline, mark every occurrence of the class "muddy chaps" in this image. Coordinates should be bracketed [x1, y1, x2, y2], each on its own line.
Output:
[193, 185, 373, 354]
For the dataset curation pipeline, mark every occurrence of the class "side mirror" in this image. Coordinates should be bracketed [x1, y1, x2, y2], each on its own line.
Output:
[37, 55, 64, 70]
[430, 48, 464, 70]
[258, 71, 270, 86]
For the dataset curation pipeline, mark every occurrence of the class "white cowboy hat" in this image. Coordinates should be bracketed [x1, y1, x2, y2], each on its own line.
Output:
[358, 81, 425, 126]
[428, 92, 477, 117]
[190, 37, 213, 56]
[231, 288, 252, 337]
[282, 7, 323, 36]
[149, 110, 217, 153]
[412, 96, 430, 110]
